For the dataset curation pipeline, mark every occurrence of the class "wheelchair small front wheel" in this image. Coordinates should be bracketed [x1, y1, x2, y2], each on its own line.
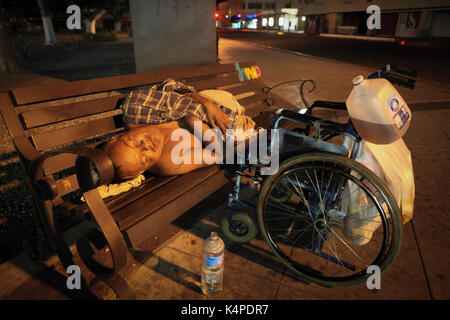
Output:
[221, 211, 258, 243]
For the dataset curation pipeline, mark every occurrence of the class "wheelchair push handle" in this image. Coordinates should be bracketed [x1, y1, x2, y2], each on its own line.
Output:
[385, 74, 416, 90]
[369, 64, 418, 90]
[387, 64, 418, 78]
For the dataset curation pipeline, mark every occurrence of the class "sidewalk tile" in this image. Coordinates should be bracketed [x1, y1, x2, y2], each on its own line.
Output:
[276, 223, 430, 300]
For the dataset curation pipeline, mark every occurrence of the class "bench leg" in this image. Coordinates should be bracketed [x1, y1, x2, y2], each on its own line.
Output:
[35, 198, 75, 268]
[31, 195, 101, 298]
[31, 188, 134, 299]
[76, 189, 135, 299]
[24, 196, 54, 262]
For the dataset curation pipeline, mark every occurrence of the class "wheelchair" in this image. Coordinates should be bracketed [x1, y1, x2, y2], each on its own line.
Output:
[221, 65, 417, 287]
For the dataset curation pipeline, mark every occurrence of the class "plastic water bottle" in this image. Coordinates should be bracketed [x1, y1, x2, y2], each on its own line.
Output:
[201, 231, 224, 295]
[346, 75, 411, 144]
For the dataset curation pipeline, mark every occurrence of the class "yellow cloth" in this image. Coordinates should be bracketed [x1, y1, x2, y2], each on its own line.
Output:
[80, 175, 145, 201]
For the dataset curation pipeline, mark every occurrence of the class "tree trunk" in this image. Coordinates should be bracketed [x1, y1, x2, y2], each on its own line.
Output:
[0, 9, 18, 74]
[37, 0, 57, 45]
[114, 21, 122, 33]
[86, 9, 106, 34]
[84, 18, 91, 34]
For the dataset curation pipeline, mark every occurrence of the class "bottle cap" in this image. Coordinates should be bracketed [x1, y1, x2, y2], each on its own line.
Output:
[352, 75, 364, 86]
[210, 232, 219, 240]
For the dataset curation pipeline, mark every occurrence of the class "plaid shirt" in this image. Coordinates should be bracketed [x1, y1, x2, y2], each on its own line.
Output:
[122, 78, 237, 126]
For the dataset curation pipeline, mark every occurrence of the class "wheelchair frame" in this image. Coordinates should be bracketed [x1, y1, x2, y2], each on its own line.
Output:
[224, 64, 417, 278]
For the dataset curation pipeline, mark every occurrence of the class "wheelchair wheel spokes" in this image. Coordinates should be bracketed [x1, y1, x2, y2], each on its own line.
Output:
[257, 153, 402, 287]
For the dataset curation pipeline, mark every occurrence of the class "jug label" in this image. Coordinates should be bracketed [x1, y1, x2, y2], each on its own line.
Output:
[388, 94, 401, 112]
[205, 254, 224, 267]
[393, 106, 410, 129]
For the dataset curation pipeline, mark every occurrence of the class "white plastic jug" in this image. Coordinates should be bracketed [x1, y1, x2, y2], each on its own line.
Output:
[346, 75, 411, 144]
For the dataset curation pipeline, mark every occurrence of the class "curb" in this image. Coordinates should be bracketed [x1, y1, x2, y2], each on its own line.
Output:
[218, 29, 449, 49]
[394, 38, 450, 49]
[320, 33, 395, 42]
[217, 28, 306, 37]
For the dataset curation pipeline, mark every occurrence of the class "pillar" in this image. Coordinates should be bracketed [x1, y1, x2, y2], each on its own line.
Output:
[129, 0, 217, 73]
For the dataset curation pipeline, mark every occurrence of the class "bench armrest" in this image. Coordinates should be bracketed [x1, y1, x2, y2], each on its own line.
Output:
[29, 146, 114, 201]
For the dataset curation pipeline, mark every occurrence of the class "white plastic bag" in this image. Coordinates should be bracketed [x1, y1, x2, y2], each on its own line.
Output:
[342, 138, 415, 245]
[358, 139, 415, 223]
[341, 180, 382, 246]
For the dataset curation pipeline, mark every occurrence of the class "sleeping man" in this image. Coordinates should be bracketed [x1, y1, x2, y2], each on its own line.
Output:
[104, 78, 257, 180]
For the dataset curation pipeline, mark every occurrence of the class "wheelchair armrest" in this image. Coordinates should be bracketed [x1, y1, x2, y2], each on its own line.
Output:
[307, 100, 347, 116]
[279, 109, 350, 135]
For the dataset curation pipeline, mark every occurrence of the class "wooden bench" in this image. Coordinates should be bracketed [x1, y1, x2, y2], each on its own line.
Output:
[0, 61, 297, 299]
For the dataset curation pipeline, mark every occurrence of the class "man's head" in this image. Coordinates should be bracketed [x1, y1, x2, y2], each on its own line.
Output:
[104, 127, 164, 180]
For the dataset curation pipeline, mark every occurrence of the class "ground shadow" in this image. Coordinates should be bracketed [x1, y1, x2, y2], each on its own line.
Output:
[409, 101, 450, 111]
[125, 183, 309, 297]
[130, 249, 203, 295]
[16, 41, 136, 82]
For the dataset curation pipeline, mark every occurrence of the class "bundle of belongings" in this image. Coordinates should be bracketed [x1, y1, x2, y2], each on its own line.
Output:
[342, 138, 415, 245]
[121, 78, 255, 137]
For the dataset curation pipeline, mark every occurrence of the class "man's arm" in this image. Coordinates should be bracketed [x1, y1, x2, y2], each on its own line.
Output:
[179, 116, 222, 149]
[184, 92, 230, 134]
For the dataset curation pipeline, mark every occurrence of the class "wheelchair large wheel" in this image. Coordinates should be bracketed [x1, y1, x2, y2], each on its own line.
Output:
[257, 153, 403, 287]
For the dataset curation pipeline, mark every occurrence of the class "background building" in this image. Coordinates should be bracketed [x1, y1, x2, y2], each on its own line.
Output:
[298, 0, 450, 38]
[218, 0, 450, 39]
[217, 0, 303, 32]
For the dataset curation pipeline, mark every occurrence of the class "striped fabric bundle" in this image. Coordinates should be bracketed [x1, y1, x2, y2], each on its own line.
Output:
[121, 78, 255, 135]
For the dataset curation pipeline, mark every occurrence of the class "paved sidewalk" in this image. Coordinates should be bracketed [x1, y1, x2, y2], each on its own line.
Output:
[221, 28, 450, 48]
[0, 38, 449, 300]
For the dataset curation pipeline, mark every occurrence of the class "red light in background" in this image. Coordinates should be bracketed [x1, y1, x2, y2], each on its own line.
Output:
[215, 11, 221, 20]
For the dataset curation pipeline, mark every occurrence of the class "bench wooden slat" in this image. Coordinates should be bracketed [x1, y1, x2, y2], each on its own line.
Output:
[187, 73, 241, 91]
[223, 79, 261, 96]
[60, 175, 185, 218]
[122, 168, 228, 246]
[20, 95, 125, 129]
[105, 175, 178, 213]
[245, 102, 270, 118]
[237, 93, 264, 107]
[55, 174, 79, 198]
[31, 117, 118, 151]
[0, 93, 27, 139]
[44, 153, 76, 176]
[113, 165, 221, 230]
[42, 140, 112, 176]
[11, 62, 256, 106]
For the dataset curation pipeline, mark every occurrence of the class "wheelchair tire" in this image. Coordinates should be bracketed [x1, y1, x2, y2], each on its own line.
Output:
[257, 152, 403, 287]
[221, 211, 258, 244]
